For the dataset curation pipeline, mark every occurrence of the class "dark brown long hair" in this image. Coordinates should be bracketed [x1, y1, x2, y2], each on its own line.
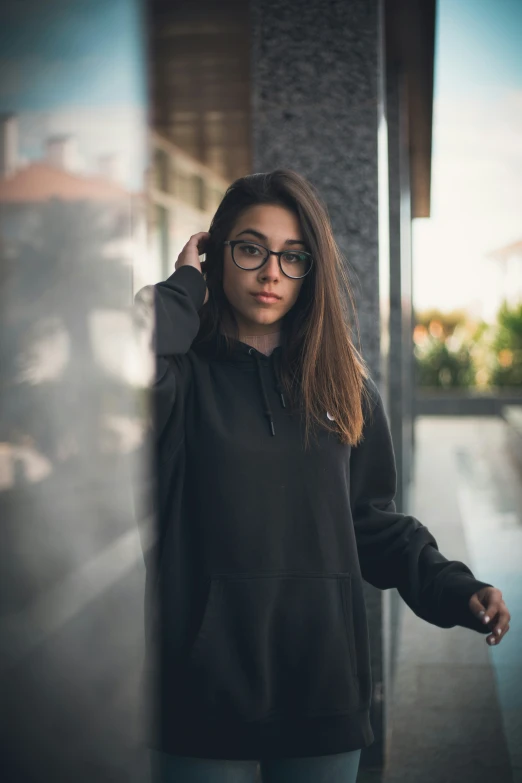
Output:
[197, 169, 372, 448]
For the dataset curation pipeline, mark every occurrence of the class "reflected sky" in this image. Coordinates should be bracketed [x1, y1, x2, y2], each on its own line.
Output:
[0, 0, 148, 189]
[414, 0, 522, 316]
[436, 0, 522, 98]
[0, 0, 147, 110]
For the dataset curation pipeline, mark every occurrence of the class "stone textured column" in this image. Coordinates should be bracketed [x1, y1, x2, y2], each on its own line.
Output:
[250, 0, 389, 772]
[251, 0, 384, 375]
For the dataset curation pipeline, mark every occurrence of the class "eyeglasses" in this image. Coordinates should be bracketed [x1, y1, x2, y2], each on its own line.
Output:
[224, 240, 314, 279]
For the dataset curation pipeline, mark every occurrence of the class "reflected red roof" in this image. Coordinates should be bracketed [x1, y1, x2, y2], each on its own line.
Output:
[0, 163, 130, 202]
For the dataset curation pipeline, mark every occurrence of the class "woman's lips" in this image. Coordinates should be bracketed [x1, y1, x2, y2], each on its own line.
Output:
[251, 293, 280, 303]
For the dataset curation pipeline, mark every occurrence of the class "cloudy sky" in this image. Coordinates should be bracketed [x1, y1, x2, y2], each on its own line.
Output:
[0, 0, 147, 189]
[0, 0, 146, 111]
[413, 0, 522, 320]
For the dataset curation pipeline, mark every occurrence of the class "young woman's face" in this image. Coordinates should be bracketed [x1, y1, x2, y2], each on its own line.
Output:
[222, 204, 306, 336]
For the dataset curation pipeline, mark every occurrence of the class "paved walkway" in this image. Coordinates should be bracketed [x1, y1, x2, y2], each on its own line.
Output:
[379, 417, 521, 783]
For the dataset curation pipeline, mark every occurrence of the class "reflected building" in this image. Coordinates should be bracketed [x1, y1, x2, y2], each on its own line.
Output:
[145, 0, 248, 284]
[0, 113, 18, 178]
[147, 132, 229, 282]
[0, 2, 150, 782]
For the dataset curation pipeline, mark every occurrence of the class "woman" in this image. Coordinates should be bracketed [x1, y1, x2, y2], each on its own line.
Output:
[139, 169, 510, 783]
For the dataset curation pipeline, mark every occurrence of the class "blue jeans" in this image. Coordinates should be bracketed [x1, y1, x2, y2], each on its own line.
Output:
[150, 749, 362, 782]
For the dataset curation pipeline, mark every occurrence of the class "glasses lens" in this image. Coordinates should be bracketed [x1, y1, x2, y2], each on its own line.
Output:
[233, 242, 268, 269]
[280, 250, 312, 278]
[232, 242, 313, 277]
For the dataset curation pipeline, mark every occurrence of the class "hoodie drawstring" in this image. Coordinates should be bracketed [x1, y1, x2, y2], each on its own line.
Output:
[273, 349, 287, 409]
[248, 347, 286, 436]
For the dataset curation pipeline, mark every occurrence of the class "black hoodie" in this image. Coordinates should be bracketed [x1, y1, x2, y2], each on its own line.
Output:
[137, 264, 493, 761]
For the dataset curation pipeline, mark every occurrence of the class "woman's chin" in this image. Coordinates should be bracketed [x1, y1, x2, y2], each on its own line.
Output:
[238, 314, 281, 332]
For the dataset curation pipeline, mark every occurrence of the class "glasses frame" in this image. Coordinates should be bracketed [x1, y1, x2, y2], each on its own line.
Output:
[223, 240, 314, 279]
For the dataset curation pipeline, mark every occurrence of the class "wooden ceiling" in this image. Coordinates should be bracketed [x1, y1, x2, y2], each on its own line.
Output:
[148, 0, 437, 215]
[147, 0, 251, 184]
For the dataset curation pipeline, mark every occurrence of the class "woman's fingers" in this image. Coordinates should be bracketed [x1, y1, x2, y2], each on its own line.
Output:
[469, 586, 502, 625]
[486, 604, 511, 645]
[487, 622, 510, 646]
[469, 592, 484, 618]
[175, 232, 211, 273]
[194, 231, 211, 254]
[469, 587, 511, 646]
[188, 231, 211, 258]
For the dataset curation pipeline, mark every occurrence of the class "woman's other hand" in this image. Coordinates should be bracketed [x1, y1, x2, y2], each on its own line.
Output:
[175, 231, 210, 273]
[469, 586, 511, 646]
[175, 231, 211, 304]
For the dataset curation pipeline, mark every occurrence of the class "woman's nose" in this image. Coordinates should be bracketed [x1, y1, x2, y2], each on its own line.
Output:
[259, 252, 281, 280]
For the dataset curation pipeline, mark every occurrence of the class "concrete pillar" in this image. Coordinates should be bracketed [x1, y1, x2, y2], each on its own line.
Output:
[250, 0, 389, 772]
[386, 63, 415, 728]
[386, 64, 414, 516]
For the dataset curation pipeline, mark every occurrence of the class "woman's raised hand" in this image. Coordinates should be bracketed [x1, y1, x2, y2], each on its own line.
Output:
[175, 231, 210, 304]
[175, 232, 211, 274]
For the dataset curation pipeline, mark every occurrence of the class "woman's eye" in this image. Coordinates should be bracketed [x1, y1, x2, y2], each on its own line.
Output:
[282, 253, 300, 263]
[242, 245, 260, 255]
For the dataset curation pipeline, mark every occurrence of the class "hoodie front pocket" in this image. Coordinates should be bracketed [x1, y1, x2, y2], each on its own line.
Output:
[186, 572, 359, 722]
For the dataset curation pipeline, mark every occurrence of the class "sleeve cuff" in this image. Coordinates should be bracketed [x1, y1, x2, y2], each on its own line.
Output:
[439, 574, 495, 634]
[162, 265, 207, 311]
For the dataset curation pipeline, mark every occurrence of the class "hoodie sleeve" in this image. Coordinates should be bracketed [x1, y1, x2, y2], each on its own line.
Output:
[350, 376, 494, 634]
[134, 264, 207, 445]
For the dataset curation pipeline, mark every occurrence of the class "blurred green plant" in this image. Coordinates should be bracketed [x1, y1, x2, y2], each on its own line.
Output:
[414, 301, 522, 389]
[490, 301, 522, 386]
[414, 308, 469, 338]
[413, 308, 478, 388]
[414, 337, 476, 388]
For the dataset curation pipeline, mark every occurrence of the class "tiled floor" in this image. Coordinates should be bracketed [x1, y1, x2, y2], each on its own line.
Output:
[376, 417, 521, 783]
[454, 419, 522, 778]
